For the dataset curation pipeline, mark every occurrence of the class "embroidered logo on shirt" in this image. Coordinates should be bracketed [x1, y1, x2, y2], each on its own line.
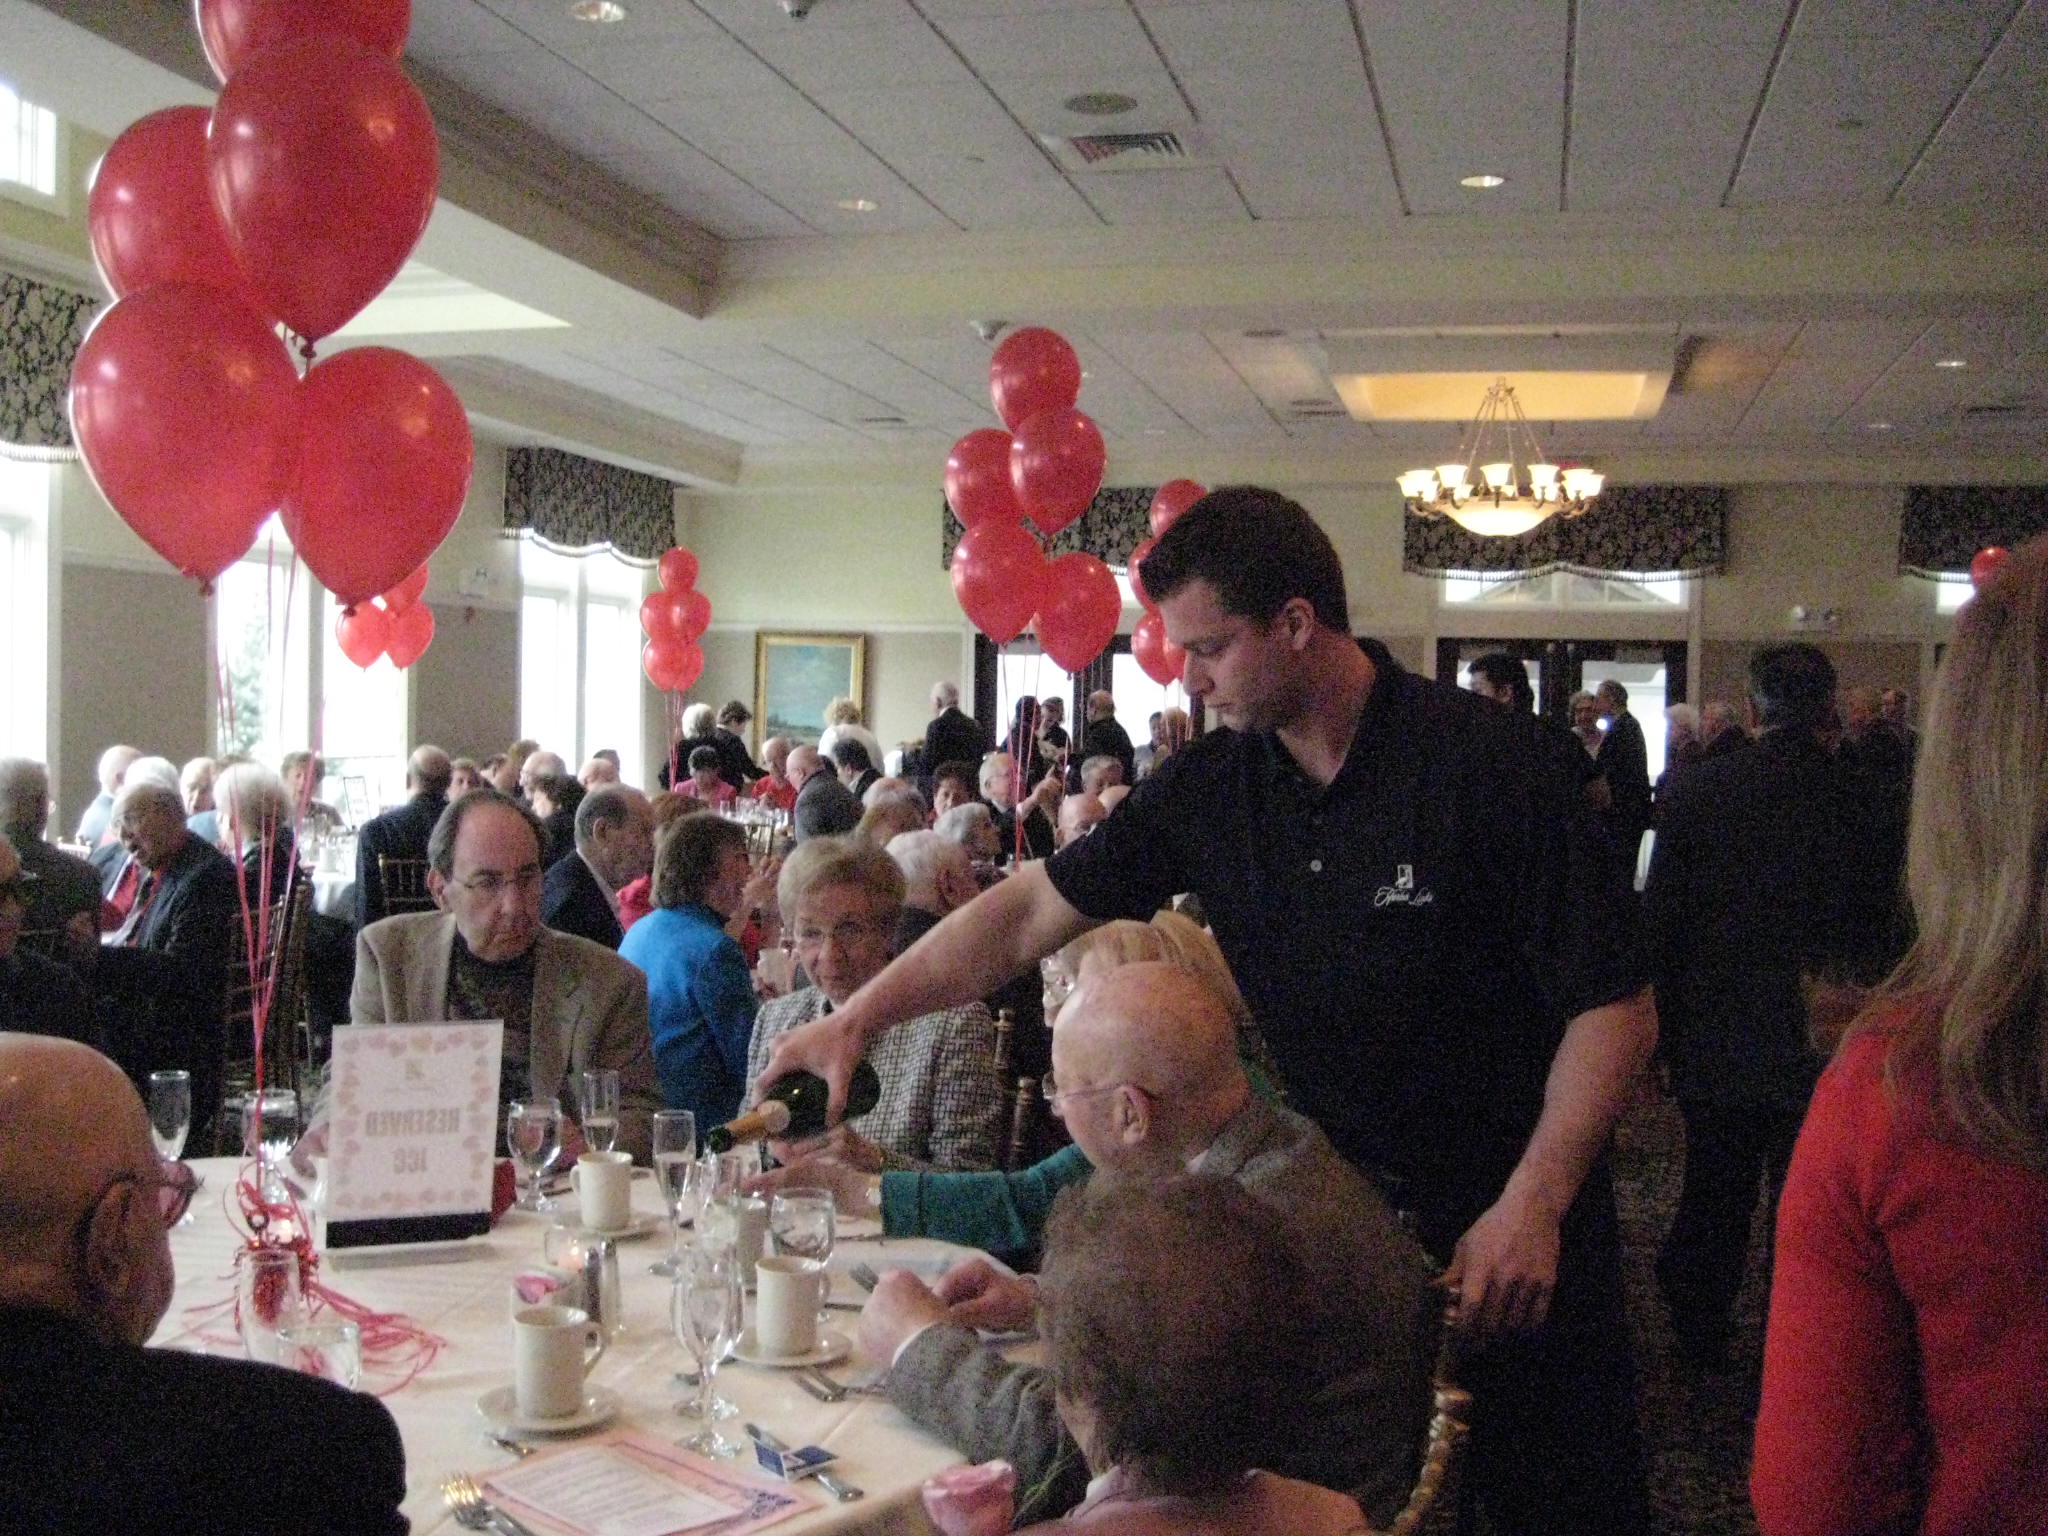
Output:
[1373, 862, 1434, 908]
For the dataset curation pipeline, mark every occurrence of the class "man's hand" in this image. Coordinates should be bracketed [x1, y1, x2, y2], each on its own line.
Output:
[757, 1010, 869, 1124]
[741, 1155, 875, 1214]
[855, 1270, 950, 1364]
[1440, 1186, 1561, 1344]
[932, 1258, 1036, 1332]
[767, 1123, 883, 1172]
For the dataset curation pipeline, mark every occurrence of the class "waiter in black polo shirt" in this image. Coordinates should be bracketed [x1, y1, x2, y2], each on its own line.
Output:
[760, 486, 1657, 1536]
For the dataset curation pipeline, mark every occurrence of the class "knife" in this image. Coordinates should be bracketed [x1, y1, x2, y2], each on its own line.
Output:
[744, 1423, 864, 1502]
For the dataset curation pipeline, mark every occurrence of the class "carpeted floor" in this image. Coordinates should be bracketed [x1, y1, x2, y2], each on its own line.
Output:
[1610, 1085, 1773, 1536]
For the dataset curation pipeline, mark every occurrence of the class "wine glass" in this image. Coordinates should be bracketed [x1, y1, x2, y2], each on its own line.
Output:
[671, 1244, 744, 1456]
[770, 1190, 835, 1322]
[507, 1100, 564, 1213]
[575, 1069, 621, 1156]
[148, 1072, 195, 1225]
[650, 1110, 700, 1278]
[241, 1089, 301, 1204]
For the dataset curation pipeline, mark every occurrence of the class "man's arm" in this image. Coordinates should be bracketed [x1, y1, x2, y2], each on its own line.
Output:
[349, 927, 388, 1023]
[757, 863, 1095, 1120]
[1442, 986, 1657, 1339]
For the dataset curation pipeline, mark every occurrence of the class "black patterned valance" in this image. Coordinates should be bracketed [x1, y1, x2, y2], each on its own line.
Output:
[2, 270, 96, 459]
[504, 446, 677, 562]
[1898, 485, 2048, 578]
[1403, 484, 1729, 578]
[940, 486, 1155, 569]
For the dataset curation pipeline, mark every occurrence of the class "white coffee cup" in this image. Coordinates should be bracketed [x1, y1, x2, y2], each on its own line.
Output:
[571, 1150, 634, 1233]
[512, 1304, 606, 1419]
[754, 1255, 825, 1358]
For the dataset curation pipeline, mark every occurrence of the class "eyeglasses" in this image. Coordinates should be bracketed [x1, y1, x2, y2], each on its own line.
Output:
[1042, 1071, 1135, 1116]
[793, 919, 889, 951]
[76, 1157, 200, 1237]
[451, 864, 544, 898]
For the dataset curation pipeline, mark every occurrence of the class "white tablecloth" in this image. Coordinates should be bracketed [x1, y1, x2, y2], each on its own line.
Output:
[156, 1160, 967, 1535]
[310, 868, 356, 921]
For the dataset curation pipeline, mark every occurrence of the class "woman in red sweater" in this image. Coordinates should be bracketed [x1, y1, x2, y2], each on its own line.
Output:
[1752, 536, 2048, 1536]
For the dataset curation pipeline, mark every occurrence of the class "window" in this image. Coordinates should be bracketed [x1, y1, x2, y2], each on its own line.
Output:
[1931, 577, 1972, 615]
[321, 590, 409, 814]
[1440, 570, 1690, 608]
[212, 526, 310, 769]
[0, 83, 60, 203]
[0, 459, 50, 761]
[518, 539, 648, 787]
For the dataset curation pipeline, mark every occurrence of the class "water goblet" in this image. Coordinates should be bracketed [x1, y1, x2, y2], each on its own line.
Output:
[575, 1069, 621, 1155]
[650, 1110, 700, 1278]
[279, 1317, 362, 1390]
[241, 1089, 301, 1204]
[507, 1100, 564, 1213]
[671, 1245, 744, 1456]
[769, 1190, 835, 1322]
[147, 1069, 191, 1163]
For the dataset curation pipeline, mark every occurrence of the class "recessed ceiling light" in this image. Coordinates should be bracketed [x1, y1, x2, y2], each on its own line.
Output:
[1459, 173, 1507, 190]
[1063, 92, 1138, 116]
[1934, 357, 1969, 369]
[1836, 116, 1866, 131]
[568, 0, 628, 21]
[1866, 420, 1894, 432]
[836, 197, 878, 212]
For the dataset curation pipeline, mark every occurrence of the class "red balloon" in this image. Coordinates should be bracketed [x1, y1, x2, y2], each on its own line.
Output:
[1970, 546, 2009, 588]
[381, 563, 428, 615]
[386, 600, 435, 668]
[1131, 610, 1187, 686]
[951, 521, 1048, 645]
[643, 636, 703, 694]
[639, 589, 678, 642]
[88, 108, 253, 307]
[658, 547, 699, 591]
[989, 327, 1082, 433]
[208, 37, 438, 340]
[335, 602, 390, 668]
[1127, 536, 1159, 611]
[944, 428, 1025, 528]
[282, 347, 472, 607]
[674, 588, 712, 639]
[1034, 552, 1122, 674]
[69, 283, 300, 585]
[1011, 409, 1106, 536]
[1148, 479, 1206, 539]
[198, 0, 411, 85]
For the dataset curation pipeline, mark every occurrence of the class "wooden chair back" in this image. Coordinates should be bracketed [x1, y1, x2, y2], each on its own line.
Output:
[214, 879, 311, 1152]
[1369, 1302, 1472, 1536]
[14, 926, 64, 962]
[377, 854, 435, 915]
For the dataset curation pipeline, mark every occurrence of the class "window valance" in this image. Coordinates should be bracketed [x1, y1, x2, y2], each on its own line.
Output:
[939, 486, 1155, 569]
[503, 446, 676, 563]
[1, 270, 96, 460]
[1404, 485, 1729, 578]
[1897, 486, 2048, 579]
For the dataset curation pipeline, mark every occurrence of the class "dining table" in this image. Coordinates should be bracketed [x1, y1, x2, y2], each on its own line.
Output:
[156, 1157, 985, 1535]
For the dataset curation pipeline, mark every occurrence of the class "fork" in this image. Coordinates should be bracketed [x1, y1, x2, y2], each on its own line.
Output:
[441, 1473, 541, 1536]
[849, 1261, 880, 1292]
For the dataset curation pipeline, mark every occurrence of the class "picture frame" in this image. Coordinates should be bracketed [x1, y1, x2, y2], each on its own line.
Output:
[754, 632, 866, 748]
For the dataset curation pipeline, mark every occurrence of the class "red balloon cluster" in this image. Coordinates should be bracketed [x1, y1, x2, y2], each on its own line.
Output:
[334, 562, 434, 670]
[642, 548, 709, 694]
[70, 0, 467, 597]
[1121, 481, 1204, 684]
[946, 327, 1119, 671]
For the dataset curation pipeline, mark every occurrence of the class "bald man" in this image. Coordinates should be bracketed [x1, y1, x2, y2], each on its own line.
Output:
[0, 1034, 406, 1533]
[1054, 789, 1106, 848]
[854, 964, 1439, 1527]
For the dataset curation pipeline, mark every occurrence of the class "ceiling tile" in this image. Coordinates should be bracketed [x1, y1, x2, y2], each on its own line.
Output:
[744, 19, 976, 91]
[562, 32, 790, 99]
[940, 7, 1165, 80]
[1896, 0, 2048, 207]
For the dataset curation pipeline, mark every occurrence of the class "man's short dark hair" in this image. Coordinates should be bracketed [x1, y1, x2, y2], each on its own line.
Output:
[651, 812, 748, 910]
[575, 784, 636, 845]
[687, 746, 721, 773]
[1748, 643, 1838, 733]
[1469, 652, 1534, 712]
[1136, 486, 1349, 632]
[1597, 679, 1629, 708]
[931, 760, 977, 799]
[830, 738, 874, 774]
[1041, 1174, 1312, 1498]
[427, 787, 544, 878]
[718, 701, 751, 727]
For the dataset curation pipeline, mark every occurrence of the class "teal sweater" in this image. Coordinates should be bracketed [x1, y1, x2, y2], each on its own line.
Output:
[879, 1144, 1092, 1260]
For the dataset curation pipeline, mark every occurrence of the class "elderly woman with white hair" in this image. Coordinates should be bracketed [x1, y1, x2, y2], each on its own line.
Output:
[744, 836, 1004, 1171]
[212, 761, 297, 907]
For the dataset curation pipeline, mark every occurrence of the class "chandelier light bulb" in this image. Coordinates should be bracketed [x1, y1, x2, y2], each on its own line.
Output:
[1397, 380, 1603, 538]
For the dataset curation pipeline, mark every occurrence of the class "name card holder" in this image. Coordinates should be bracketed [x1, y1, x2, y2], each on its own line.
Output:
[322, 1020, 503, 1254]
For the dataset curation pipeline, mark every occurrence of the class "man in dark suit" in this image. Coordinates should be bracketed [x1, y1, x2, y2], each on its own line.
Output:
[0, 1032, 407, 1535]
[789, 744, 860, 841]
[542, 785, 652, 950]
[1592, 680, 1653, 882]
[352, 744, 452, 929]
[923, 682, 987, 780]
[0, 839, 100, 1048]
[1643, 644, 1903, 1365]
[521, 751, 584, 869]
[0, 758, 101, 961]
[714, 701, 767, 786]
[1072, 690, 1136, 789]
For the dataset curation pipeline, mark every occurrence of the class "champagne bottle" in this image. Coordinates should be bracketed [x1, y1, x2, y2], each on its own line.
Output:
[706, 1062, 882, 1152]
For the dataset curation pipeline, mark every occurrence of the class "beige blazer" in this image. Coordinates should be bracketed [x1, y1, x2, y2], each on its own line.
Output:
[350, 913, 660, 1162]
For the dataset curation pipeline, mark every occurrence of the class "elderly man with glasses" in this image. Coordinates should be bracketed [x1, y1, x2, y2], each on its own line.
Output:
[0, 1033, 406, 1532]
[347, 788, 660, 1161]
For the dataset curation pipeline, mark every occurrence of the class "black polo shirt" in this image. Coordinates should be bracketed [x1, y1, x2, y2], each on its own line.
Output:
[1046, 641, 1643, 1227]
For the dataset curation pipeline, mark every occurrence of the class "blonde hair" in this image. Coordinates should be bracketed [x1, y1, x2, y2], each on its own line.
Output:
[823, 696, 862, 728]
[776, 834, 904, 926]
[856, 796, 925, 848]
[1055, 911, 1251, 1026]
[1869, 533, 2048, 1170]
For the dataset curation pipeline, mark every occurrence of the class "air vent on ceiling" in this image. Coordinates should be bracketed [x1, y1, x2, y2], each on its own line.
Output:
[1286, 399, 1347, 419]
[1038, 128, 1210, 173]
[1962, 401, 2048, 425]
[855, 414, 908, 427]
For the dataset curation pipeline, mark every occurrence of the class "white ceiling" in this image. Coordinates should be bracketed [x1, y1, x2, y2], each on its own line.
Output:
[13, 0, 2048, 486]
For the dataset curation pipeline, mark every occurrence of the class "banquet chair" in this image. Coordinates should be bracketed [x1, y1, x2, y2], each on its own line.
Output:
[991, 1006, 1058, 1172]
[1368, 1301, 1472, 1536]
[14, 924, 64, 962]
[213, 880, 311, 1153]
[376, 854, 435, 915]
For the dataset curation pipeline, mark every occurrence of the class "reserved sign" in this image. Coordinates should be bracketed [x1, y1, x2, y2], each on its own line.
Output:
[324, 1020, 503, 1250]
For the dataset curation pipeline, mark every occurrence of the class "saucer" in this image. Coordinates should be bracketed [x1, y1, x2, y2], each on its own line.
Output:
[731, 1327, 851, 1369]
[568, 1212, 665, 1243]
[477, 1383, 621, 1436]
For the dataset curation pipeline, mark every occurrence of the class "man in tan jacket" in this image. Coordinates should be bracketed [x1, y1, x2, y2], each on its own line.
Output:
[351, 789, 659, 1161]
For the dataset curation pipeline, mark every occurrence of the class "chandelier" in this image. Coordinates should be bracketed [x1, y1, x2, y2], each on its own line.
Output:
[1397, 378, 1604, 538]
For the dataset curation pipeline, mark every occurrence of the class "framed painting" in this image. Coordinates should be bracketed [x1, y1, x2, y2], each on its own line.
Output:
[755, 632, 866, 747]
